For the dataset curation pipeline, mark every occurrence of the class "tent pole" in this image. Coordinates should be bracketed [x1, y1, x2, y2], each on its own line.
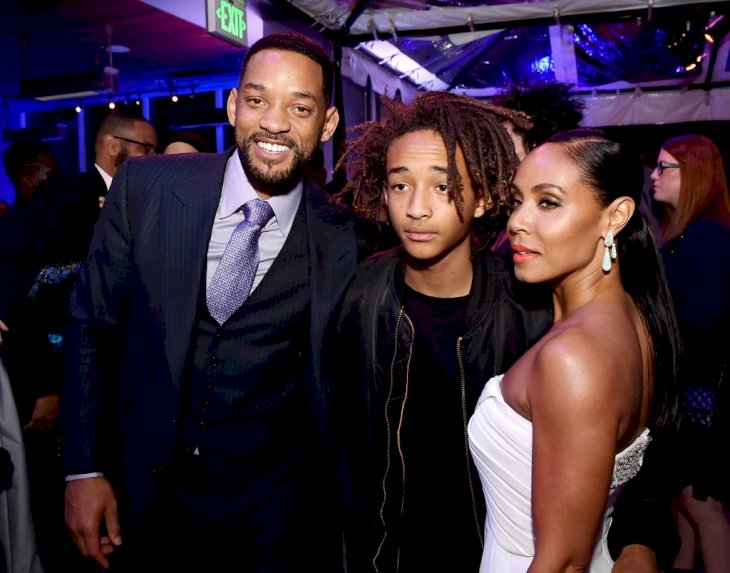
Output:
[330, 41, 348, 194]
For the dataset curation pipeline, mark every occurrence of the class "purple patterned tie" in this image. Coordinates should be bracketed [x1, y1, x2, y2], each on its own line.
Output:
[207, 198, 274, 325]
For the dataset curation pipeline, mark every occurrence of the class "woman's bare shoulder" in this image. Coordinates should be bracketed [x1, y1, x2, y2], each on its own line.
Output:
[527, 307, 640, 419]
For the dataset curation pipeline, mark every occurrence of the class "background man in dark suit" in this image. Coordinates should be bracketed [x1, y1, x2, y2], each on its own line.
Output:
[85, 112, 157, 210]
[61, 31, 372, 572]
[0, 112, 156, 426]
[0, 140, 99, 572]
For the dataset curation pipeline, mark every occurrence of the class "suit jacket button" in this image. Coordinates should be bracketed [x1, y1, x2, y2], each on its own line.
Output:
[211, 356, 220, 366]
[152, 465, 162, 476]
[171, 415, 178, 424]
[198, 420, 206, 430]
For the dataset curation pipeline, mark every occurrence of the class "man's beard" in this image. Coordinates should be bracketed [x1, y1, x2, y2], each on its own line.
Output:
[236, 132, 313, 194]
[114, 148, 129, 169]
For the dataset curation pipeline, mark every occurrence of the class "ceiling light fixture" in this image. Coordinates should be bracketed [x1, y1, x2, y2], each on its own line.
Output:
[34, 90, 99, 102]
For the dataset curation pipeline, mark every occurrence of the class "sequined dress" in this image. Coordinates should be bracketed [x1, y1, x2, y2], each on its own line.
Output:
[467, 374, 651, 572]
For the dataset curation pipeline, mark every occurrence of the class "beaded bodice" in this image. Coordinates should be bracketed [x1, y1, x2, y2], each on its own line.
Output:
[611, 428, 651, 487]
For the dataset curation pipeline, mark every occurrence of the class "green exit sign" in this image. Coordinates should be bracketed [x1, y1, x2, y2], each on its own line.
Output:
[207, 0, 247, 47]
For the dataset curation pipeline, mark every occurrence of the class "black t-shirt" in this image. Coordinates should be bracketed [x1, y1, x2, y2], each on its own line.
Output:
[398, 283, 482, 571]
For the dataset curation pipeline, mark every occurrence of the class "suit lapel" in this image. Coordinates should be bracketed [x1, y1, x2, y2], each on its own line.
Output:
[305, 183, 358, 420]
[159, 151, 230, 388]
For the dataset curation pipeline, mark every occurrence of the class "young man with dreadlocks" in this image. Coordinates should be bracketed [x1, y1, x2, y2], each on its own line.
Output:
[329, 91, 676, 573]
[329, 92, 548, 572]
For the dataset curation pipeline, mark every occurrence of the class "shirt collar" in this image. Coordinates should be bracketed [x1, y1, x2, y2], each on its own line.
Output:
[95, 163, 113, 190]
[220, 152, 303, 238]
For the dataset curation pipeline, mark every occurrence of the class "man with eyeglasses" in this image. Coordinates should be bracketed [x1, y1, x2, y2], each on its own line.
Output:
[91, 112, 157, 208]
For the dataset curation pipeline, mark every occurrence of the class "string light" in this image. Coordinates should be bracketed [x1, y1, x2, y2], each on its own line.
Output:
[704, 13, 725, 44]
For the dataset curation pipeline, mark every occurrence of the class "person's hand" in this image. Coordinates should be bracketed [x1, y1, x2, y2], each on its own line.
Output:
[0, 320, 8, 345]
[65, 476, 122, 569]
[23, 394, 60, 431]
[612, 544, 658, 573]
[98, 195, 106, 209]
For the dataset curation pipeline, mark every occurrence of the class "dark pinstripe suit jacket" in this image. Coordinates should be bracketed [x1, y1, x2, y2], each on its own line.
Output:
[61, 148, 369, 520]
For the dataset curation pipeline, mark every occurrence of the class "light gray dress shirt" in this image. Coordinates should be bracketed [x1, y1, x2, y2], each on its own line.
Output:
[205, 152, 303, 293]
[94, 163, 113, 190]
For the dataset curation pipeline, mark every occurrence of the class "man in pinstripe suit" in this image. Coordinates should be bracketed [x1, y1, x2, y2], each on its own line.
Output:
[61, 32, 373, 572]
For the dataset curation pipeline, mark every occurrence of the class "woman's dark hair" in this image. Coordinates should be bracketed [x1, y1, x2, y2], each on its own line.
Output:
[336, 91, 532, 250]
[545, 129, 680, 431]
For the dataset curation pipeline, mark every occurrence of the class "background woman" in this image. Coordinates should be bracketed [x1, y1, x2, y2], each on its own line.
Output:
[651, 134, 730, 573]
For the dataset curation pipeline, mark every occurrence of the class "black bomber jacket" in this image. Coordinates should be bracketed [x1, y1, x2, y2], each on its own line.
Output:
[329, 247, 551, 573]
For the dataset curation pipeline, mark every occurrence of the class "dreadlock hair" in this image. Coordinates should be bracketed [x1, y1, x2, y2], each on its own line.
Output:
[491, 80, 584, 153]
[335, 91, 532, 250]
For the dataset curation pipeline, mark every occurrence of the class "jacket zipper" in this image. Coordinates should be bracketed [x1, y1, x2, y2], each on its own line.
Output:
[457, 336, 484, 547]
[395, 312, 414, 572]
[374, 308, 410, 573]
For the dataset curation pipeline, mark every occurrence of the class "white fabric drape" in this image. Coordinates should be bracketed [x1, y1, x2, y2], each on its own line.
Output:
[0, 357, 43, 573]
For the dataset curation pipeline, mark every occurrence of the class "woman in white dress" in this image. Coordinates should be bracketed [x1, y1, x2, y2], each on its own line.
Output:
[468, 129, 681, 572]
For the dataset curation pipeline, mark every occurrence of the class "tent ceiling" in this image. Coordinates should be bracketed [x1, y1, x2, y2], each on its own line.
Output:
[279, 0, 730, 101]
[292, 0, 727, 39]
[1, 0, 728, 125]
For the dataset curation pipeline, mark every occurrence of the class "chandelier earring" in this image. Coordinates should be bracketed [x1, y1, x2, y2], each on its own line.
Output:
[602, 231, 617, 272]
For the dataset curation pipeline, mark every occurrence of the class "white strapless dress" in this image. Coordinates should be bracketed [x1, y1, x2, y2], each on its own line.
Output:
[467, 375, 651, 573]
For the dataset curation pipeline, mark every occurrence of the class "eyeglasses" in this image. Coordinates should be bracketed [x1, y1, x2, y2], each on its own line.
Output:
[113, 135, 157, 155]
[655, 161, 680, 175]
